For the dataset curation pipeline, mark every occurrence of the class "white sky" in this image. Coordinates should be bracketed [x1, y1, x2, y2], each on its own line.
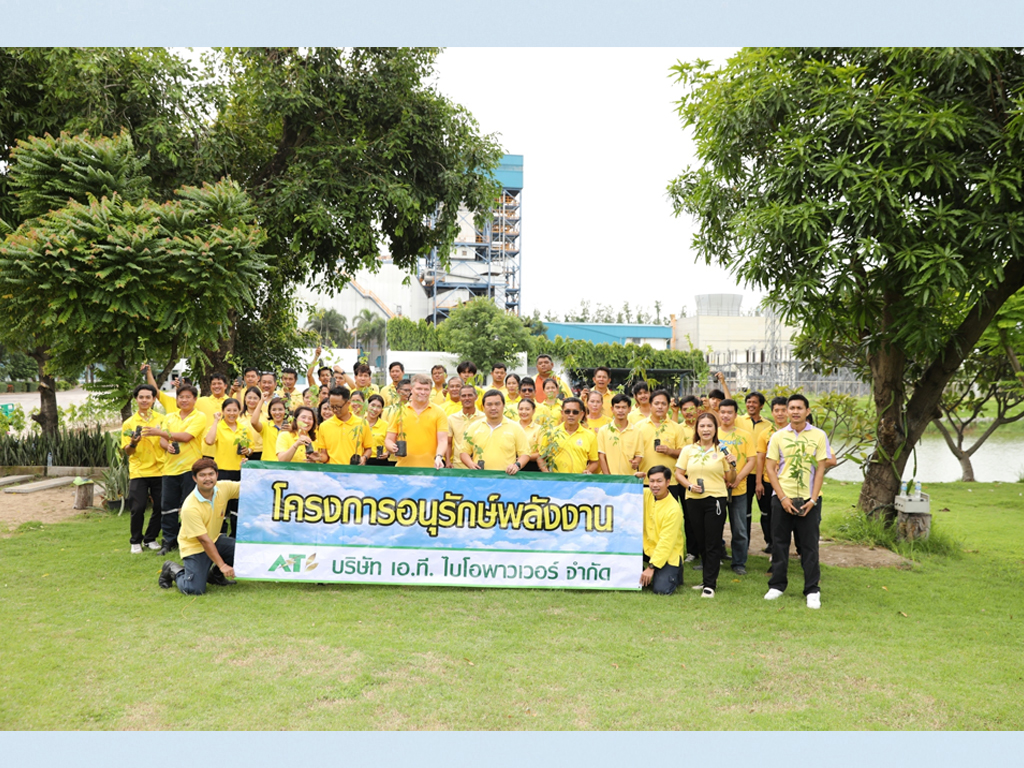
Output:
[432, 47, 763, 321]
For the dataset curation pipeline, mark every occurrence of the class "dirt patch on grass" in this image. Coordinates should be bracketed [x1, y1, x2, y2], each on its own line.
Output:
[0, 483, 107, 535]
[728, 513, 908, 569]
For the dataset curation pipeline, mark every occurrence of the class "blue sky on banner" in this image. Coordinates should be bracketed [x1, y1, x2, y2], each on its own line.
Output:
[237, 469, 643, 553]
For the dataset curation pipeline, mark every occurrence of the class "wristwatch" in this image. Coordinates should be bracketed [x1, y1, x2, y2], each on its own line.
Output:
[514, 461, 522, 469]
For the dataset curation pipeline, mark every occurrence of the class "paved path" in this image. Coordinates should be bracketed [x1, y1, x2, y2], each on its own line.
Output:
[0, 387, 96, 410]
[4, 477, 77, 494]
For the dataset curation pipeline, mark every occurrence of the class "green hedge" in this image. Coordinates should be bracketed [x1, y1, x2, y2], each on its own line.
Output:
[0, 425, 110, 467]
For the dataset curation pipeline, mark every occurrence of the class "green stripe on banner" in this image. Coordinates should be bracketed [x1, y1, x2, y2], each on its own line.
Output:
[242, 460, 643, 486]
[235, 577, 637, 590]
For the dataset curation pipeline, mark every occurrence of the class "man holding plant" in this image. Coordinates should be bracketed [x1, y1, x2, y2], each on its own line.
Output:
[461, 390, 530, 474]
[121, 384, 165, 554]
[385, 374, 448, 469]
[763, 394, 832, 609]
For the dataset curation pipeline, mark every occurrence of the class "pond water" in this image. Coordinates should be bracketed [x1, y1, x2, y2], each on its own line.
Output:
[828, 431, 1024, 484]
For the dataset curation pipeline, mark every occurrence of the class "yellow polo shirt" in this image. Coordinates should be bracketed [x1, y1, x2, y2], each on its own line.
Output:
[276, 430, 312, 463]
[637, 418, 684, 484]
[430, 386, 447, 406]
[597, 421, 643, 476]
[643, 489, 684, 569]
[443, 399, 463, 417]
[539, 424, 598, 474]
[448, 410, 484, 469]
[464, 418, 528, 470]
[315, 415, 373, 465]
[207, 419, 255, 472]
[535, 401, 563, 428]
[157, 389, 179, 416]
[756, 423, 783, 481]
[717, 425, 756, 478]
[121, 410, 166, 479]
[380, 383, 401, 408]
[519, 421, 541, 457]
[367, 418, 389, 459]
[387, 402, 449, 468]
[585, 414, 611, 433]
[162, 410, 208, 477]
[178, 481, 240, 558]
[765, 425, 831, 500]
[676, 444, 730, 500]
[628, 406, 652, 426]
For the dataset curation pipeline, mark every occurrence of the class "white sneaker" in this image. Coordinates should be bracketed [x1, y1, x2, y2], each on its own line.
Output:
[146, 541, 161, 551]
[684, 553, 696, 563]
[807, 592, 821, 610]
[764, 588, 784, 600]
[692, 583, 704, 590]
[701, 587, 715, 598]
[130, 543, 143, 554]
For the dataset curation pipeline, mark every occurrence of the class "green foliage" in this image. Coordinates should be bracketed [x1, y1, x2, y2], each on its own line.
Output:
[536, 336, 704, 391]
[439, 299, 534, 375]
[204, 47, 503, 283]
[0, 130, 269, 408]
[234, 290, 316, 376]
[306, 308, 352, 348]
[100, 432, 129, 504]
[0, 424, 109, 466]
[0, 345, 36, 381]
[822, 503, 962, 559]
[558, 299, 673, 326]
[765, 386, 875, 470]
[386, 316, 443, 352]
[670, 47, 1024, 512]
[7, 130, 150, 219]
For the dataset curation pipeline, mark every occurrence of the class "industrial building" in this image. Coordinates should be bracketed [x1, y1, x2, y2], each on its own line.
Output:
[297, 154, 523, 331]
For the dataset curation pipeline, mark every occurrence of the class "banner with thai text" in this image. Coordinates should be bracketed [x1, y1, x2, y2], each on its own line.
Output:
[234, 462, 643, 590]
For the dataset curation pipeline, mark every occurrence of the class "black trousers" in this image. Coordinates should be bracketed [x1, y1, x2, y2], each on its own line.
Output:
[690, 495, 728, 590]
[756, 480, 774, 550]
[768, 496, 821, 596]
[160, 472, 195, 548]
[218, 469, 241, 537]
[128, 476, 162, 544]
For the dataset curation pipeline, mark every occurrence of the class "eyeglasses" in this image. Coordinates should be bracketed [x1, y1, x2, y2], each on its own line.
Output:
[563, 409, 581, 415]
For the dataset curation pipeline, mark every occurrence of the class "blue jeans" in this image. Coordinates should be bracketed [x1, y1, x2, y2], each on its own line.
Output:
[727, 491, 749, 567]
[175, 536, 235, 596]
[644, 560, 681, 595]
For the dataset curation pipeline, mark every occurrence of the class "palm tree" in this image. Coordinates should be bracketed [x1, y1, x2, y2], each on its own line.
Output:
[353, 309, 387, 367]
[306, 308, 352, 347]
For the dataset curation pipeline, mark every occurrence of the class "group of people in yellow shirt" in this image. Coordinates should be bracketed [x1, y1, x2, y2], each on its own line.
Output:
[128, 355, 833, 607]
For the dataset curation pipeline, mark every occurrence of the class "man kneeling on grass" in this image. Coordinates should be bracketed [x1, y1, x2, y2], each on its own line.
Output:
[159, 458, 239, 595]
[639, 465, 684, 595]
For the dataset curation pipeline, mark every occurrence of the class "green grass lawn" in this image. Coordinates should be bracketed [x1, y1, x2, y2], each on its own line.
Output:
[2, 479, 1023, 730]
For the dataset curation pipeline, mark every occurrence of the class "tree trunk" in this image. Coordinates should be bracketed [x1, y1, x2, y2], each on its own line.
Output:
[859, 329, 907, 521]
[27, 347, 59, 435]
[958, 454, 976, 483]
[858, 259, 1024, 520]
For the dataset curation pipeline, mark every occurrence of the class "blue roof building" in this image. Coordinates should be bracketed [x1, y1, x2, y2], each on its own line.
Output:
[543, 322, 674, 349]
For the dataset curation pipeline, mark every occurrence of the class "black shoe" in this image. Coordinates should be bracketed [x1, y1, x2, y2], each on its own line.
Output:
[158, 542, 177, 556]
[731, 565, 747, 576]
[762, 546, 772, 553]
[159, 560, 183, 589]
[207, 566, 235, 587]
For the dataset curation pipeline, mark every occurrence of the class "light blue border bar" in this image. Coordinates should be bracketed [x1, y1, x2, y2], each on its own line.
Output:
[2, 1, 1022, 45]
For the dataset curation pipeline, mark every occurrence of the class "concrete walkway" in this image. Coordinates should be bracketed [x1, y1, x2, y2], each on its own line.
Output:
[4, 477, 76, 494]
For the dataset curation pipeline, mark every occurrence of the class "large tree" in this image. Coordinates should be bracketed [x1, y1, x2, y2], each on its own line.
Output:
[0, 47, 503, 419]
[670, 47, 1024, 518]
[0, 131, 267, 428]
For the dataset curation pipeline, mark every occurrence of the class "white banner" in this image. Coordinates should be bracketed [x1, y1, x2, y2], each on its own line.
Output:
[236, 543, 640, 590]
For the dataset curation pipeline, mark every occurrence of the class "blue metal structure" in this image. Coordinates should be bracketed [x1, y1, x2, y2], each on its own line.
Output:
[420, 154, 523, 324]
